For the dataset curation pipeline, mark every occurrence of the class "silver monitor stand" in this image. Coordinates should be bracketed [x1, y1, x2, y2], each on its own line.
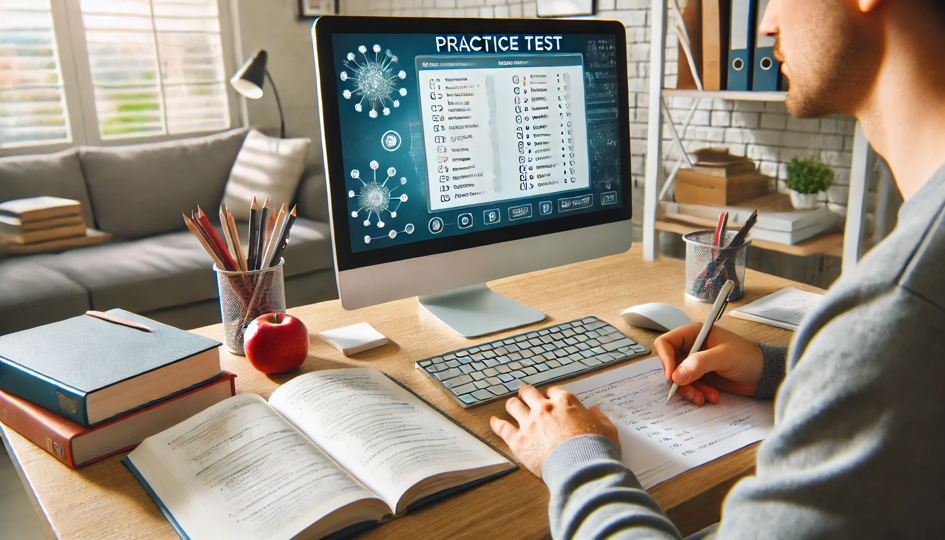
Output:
[418, 283, 545, 338]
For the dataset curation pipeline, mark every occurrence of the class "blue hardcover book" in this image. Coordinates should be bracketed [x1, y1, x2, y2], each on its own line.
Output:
[727, 0, 757, 91]
[752, 0, 782, 91]
[0, 309, 221, 427]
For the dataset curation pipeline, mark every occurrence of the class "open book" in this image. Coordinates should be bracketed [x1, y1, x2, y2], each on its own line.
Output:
[123, 368, 516, 540]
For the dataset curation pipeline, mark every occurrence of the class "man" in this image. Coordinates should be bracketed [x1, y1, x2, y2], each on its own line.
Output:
[490, 0, 945, 537]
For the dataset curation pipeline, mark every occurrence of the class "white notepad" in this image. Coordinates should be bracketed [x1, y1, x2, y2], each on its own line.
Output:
[318, 323, 388, 356]
[729, 287, 824, 331]
[560, 357, 774, 489]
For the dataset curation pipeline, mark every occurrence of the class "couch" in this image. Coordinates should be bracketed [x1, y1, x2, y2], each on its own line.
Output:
[0, 128, 337, 336]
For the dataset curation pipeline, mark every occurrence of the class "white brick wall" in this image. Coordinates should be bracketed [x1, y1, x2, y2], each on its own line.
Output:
[341, 0, 870, 222]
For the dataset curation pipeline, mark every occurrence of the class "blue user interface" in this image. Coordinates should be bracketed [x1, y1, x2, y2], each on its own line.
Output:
[332, 33, 622, 252]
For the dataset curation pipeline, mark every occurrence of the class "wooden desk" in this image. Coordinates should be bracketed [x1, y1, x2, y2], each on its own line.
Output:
[1, 245, 817, 539]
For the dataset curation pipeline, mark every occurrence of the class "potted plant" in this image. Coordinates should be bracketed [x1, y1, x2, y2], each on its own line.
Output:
[786, 158, 833, 209]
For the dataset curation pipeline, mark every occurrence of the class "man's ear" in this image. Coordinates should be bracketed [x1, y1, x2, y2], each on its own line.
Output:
[858, 0, 885, 13]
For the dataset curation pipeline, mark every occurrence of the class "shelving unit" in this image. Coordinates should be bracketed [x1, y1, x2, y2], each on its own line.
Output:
[642, 0, 873, 273]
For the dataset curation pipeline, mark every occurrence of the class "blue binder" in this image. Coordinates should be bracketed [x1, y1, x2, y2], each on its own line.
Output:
[752, 0, 782, 91]
[727, 0, 757, 91]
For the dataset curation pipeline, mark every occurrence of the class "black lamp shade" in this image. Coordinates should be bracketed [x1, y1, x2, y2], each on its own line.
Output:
[231, 49, 268, 99]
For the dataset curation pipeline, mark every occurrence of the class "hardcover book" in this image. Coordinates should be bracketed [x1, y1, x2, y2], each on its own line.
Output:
[0, 196, 82, 222]
[124, 368, 516, 540]
[0, 373, 236, 469]
[0, 309, 221, 427]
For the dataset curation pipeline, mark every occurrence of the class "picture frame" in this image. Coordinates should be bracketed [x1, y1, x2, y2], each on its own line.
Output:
[299, 0, 337, 17]
[536, 0, 596, 18]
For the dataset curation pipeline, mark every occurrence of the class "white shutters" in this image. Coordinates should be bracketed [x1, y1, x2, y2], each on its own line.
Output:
[0, 0, 72, 148]
[78, 0, 230, 139]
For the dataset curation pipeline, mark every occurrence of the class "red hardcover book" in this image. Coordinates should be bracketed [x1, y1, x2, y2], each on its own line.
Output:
[0, 372, 236, 469]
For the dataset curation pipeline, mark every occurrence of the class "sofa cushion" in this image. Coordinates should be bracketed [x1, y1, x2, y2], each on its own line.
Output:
[296, 165, 330, 223]
[0, 149, 96, 225]
[78, 128, 249, 239]
[36, 217, 333, 316]
[0, 259, 90, 336]
[222, 130, 310, 220]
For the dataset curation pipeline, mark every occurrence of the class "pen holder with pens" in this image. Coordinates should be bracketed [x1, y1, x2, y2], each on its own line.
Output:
[684, 230, 749, 303]
[215, 259, 286, 355]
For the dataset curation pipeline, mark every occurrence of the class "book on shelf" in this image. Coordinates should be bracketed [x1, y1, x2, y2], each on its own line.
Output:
[675, 168, 770, 206]
[0, 222, 87, 245]
[0, 309, 222, 427]
[0, 196, 82, 222]
[0, 213, 85, 232]
[691, 160, 757, 177]
[0, 373, 236, 469]
[124, 368, 516, 540]
[701, 0, 730, 91]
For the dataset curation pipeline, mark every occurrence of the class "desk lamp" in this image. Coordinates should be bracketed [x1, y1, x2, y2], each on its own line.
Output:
[230, 49, 285, 138]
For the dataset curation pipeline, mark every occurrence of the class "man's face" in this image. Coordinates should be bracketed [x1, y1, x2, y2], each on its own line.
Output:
[760, 0, 882, 117]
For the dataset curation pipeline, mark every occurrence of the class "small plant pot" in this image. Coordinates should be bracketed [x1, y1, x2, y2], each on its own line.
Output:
[790, 190, 820, 209]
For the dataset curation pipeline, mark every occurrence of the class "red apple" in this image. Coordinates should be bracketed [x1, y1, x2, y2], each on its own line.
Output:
[244, 313, 309, 374]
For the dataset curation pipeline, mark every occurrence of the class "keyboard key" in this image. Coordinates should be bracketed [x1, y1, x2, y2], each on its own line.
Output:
[581, 317, 597, 324]
[508, 361, 523, 370]
[456, 350, 470, 357]
[459, 394, 478, 405]
[590, 346, 606, 355]
[474, 380, 490, 389]
[562, 329, 576, 337]
[521, 349, 535, 358]
[581, 357, 603, 367]
[451, 383, 477, 395]
[471, 353, 485, 361]
[535, 363, 550, 372]
[485, 377, 502, 386]
[494, 347, 509, 355]
[496, 365, 511, 374]
[443, 374, 472, 388]
[581, 349, 596, 358]
[482, 350, 497, 358]
[546, 359, 561, 368]
[418, 360, 432, 367]
[468, 347, 480, 354]
[472, 372, 486, 381]
[431, 362, 447, 372]
[446, 359, 460, 368]
[503, 339, 516, 345]
[498, 374, 514, 383]
[488, 385, 508, 396]
[526, 332, 540, 339]
[529, 339, 543, 347]
[587, 339, 601, 347]
[484, 359, 500, 367]
[509, 370, 526, 379]
[538, 329, 550, 335]
[542, 343, 556, 352]
[460, 365, 474, 374]
[472, 389, 494, 400]
[559, 356, 573, 365]
[483, 368, 498, 377]
[505, 379, 525, 391]
[560, 323, 572, 329]
[506, 344, 520, 352]
[472, 362, 486, 370]
[480, 343, 494, 350]
[632, 345, 647, 353]
[543, 352, 557, 361]
[522, 366, 538, 375]
[522, 362, 587, 385]
[508, 352, 523, 361]
[434, 368, 462, 381]
[444, 354, 456, 360]
[521, 358, 535, 366]
[515, 335, 529, 342]
[604, 338, 636, 352]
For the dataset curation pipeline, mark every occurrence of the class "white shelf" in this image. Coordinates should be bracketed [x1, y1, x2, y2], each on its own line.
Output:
[661, 88, 787, 102]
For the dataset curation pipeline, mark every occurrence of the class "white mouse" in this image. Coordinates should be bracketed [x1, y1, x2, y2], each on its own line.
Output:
[620, 303, 691, 333]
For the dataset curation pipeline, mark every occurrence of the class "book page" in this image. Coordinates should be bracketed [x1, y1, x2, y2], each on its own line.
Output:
[127, 394, 387, 540]
[269, 369, 511, 513]
[560, 357, 773, 489]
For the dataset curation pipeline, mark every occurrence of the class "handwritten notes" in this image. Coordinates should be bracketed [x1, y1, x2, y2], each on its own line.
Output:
[560, 357, 773, 489]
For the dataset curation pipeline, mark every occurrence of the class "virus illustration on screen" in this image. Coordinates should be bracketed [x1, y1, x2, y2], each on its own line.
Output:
[339, 44, 408, 119]
[349, 160, 414, 244]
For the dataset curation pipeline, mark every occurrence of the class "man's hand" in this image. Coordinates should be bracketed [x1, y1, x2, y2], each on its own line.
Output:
[654, 323, 765, 406]
[490, 385, 620, 478]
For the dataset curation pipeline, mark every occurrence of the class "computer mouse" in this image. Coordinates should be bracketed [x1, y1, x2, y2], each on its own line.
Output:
[620, 303, 691, 333]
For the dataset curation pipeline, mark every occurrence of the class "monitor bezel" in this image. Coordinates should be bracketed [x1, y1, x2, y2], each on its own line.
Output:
[313, 16, 632, 273]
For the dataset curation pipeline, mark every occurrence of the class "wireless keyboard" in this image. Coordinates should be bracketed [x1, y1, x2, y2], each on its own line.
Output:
[416, 317, 649, 408]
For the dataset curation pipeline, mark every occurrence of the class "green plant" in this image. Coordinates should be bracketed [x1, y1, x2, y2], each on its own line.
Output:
[786, 158, 833, 194]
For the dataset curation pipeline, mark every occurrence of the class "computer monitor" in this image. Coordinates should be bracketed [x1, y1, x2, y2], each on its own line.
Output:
[312, 16, 632, 337]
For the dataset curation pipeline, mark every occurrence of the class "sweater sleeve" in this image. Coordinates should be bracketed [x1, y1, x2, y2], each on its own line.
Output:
[542, 435, 682, 540]
[753, 344, 787, 399]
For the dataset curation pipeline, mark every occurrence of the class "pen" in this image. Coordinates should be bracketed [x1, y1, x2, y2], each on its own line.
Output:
[667, 279, 735, 404]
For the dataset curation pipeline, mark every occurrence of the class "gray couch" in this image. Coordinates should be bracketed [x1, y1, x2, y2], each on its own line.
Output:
[0, 128, 337, 336]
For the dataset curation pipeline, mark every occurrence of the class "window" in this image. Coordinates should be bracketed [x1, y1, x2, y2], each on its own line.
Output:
[0, 0, 72, 148]
[0, 0, 232, 150]
[79, 0, 231, 139]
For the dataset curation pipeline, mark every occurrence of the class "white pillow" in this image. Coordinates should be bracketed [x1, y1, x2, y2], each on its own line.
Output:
[222, 129, 310, 220]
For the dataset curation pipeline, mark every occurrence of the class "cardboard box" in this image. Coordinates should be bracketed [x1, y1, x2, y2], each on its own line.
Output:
[675, 169, 771, 206]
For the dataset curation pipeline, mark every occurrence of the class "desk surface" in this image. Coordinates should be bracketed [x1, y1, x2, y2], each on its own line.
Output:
[1, 246, 816, 539]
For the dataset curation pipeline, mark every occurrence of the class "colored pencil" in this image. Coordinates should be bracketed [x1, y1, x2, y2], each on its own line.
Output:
[196, 206, 238, 270]
[260, 204, 288, 270]
[183, 212, 226, 269]
[270, 206, 297, 266]
[255, 197, 269, 270]
[219, 204, 237, 261]
[226, 209, 247, 272]
[247, 196, 258, 271]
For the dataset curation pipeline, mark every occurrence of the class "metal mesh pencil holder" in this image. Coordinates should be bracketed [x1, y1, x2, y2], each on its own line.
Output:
[683, 231, 749, 303]
[215, 259, 286, 355]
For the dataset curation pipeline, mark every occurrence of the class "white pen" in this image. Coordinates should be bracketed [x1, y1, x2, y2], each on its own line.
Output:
[666, 280, 735, 404]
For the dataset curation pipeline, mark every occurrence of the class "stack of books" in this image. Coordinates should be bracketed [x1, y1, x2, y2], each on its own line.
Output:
[0, 196, 87, 245]
[0, 309, 234, 469]
[675, 149, 771, 206]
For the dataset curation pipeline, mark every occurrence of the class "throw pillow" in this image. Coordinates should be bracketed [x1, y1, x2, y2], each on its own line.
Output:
[223, 130, 310, 220]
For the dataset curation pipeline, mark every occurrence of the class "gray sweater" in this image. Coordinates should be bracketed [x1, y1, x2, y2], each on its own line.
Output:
[542, 164, 945, 539]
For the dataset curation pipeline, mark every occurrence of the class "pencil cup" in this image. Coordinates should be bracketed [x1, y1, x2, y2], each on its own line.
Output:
[683, 231, 749, 303]
[215, 259, 286, 355]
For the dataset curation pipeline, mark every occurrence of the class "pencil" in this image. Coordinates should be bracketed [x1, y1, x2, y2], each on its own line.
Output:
[196, 206, 238, 271]
[219, 204, 237, 262]
[183, 212, 226, 269]
[247, 197, 258, 271]
[260, 205, 288, 270]
[265, 211, 277, 250]
[270, 205, 297, 266]
[255, 197, 269, 270]
[226, 208, 247, 272]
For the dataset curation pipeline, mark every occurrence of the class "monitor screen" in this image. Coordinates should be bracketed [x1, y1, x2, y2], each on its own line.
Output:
[315, 18, 631, 270]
